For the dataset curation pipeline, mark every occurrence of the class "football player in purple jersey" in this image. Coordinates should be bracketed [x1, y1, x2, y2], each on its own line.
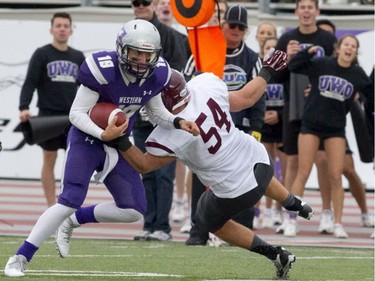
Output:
[114, 51, 315, 278]
[4, 19, 199, 277]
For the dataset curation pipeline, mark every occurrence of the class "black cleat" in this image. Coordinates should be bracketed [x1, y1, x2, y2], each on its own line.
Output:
[298, 200, 314, 220]
[286, 196, 314, 220]
[185, 234, 207, 246]
[273, 246, 296, 279]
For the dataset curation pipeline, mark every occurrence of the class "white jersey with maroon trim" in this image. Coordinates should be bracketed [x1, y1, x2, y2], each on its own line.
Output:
[145, 73, 270, 198]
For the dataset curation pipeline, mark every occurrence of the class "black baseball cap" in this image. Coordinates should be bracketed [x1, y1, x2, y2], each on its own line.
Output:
[224, 5, 248, 28]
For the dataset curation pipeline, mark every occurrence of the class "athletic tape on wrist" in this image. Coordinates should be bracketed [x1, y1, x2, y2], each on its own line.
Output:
[117, 135, 132, 152]
[174, 117, 185, 129]
[258, 68, 272, 83]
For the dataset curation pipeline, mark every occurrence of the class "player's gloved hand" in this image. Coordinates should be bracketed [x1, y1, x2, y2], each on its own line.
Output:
[258, 48, 287, 82]
[251, 131, 262, 142]
[104, 134, 132, 152]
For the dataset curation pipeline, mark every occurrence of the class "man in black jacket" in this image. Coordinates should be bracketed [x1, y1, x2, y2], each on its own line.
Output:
[131, 0, 188, 241]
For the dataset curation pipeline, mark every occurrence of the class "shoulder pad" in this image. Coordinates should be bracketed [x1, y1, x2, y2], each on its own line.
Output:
[153, 57, 171, 88]
[78, 51, 118, 87]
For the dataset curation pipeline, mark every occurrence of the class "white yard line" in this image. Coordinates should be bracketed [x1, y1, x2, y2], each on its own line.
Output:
[26, 269, 182, 277]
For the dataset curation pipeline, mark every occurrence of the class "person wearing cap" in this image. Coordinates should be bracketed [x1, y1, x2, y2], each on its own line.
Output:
[224, 3, 266, 236]
[183, 4, 267, 246]
[223, 5, 265, 143]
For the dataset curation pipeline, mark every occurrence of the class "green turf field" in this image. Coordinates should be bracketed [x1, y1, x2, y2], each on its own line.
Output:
[1, 236, 374, 280]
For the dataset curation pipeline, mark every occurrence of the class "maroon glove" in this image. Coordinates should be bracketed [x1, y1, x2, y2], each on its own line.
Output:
[258, 48, 287, 82]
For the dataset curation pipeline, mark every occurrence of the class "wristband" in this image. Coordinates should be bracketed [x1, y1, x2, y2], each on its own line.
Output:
[117, 135, 133, 152]
[173, 117, 185, 129]
[258, 68, 273, 83]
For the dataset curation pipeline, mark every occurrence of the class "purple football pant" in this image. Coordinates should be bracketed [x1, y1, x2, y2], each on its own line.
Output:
[57, 126, 147, 214]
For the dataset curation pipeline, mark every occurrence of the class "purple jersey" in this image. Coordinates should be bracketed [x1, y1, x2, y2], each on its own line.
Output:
[78, 51, 170, 134]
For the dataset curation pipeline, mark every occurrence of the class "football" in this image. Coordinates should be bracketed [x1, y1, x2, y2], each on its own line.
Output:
[88, 102, 127, 129]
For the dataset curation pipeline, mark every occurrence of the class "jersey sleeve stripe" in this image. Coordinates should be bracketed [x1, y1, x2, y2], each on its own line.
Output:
[145, 141, 174, 154]
[86, 55, 108, 85]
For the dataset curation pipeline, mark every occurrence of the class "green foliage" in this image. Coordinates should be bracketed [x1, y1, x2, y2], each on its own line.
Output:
[0, 236, 374, 281]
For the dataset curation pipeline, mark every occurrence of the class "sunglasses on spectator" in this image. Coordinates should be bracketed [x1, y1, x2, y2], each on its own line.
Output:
[228, 23, 247, 32]
[132, 0, 151, 7]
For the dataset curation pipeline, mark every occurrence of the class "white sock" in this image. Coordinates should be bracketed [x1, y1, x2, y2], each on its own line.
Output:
[27, 203, 76, 247]
[93, 202, 143, 223]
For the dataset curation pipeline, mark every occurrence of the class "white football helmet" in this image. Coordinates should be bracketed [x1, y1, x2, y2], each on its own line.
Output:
[116, 19, 161, 79]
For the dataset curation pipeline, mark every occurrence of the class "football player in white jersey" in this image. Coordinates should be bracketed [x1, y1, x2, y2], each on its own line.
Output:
[114, 50, 315, 279]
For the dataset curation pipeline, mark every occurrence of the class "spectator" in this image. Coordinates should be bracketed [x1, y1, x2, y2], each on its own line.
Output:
[315, 18, 336, 36]
[170, 158, 189, 225]
[224, 4, 265, 234]
[153, 0, 190, 227]
[288, 34, 373, 238]
[154, 0, 186, 35]
[255, 21, 278, 59]
[274, 0, 337, 237]
[251, 21, 285, 228]
[18, 12, 85, 206]
[364, 67, 374, 161]
[4, 19, 199, 277]
[225, 5, 264, 145]
[131, 0, 188, 241]
[315, 19, 374, 232]
[116, 63, 315, 279]
[132, 0, 187, 71]
[257, 36, 287, 229]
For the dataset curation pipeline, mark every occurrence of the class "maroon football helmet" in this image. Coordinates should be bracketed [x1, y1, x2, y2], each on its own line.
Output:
[162, 69, 191, 112]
